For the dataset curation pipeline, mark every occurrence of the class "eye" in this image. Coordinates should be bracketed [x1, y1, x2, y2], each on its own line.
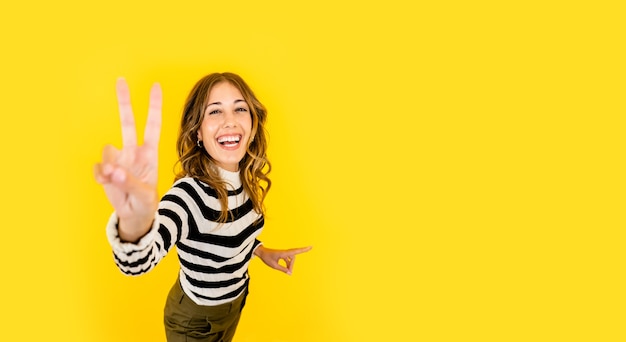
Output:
[208, 109, 221, 115]
[235, 107, 248, 112]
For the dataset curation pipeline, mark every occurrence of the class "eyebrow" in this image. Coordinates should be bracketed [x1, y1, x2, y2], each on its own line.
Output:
[206, 99, 247, 107]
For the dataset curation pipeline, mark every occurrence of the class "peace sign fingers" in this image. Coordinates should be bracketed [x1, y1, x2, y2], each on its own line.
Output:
[116, 78, 138, 148]
[143, 83, 162, 150]
[97, 78, 163, 238]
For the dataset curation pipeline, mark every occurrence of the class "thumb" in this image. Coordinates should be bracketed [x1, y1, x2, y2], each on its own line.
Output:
[272, 262, 291, 275]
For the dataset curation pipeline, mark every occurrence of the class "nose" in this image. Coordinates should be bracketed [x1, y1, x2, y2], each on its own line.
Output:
[222, 109, 237, 128]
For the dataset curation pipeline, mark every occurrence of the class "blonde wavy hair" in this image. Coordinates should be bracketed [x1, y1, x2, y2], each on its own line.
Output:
[174, 72, 271, 222]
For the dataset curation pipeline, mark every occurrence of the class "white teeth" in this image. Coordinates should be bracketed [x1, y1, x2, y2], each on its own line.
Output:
[217, 135, 241, 143]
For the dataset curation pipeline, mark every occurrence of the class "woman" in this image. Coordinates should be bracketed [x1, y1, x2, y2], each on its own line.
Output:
[94, 72, 311, 341]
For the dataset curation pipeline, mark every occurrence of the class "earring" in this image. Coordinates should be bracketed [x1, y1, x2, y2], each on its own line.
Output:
[197, 140, 203, 148]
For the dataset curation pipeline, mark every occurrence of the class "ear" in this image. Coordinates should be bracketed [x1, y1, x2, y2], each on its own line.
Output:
[197, 130, 202, 141]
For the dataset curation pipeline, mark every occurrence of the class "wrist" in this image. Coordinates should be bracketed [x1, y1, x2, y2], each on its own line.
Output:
[118, 217, 154, 243]
[254, 245, 266, 258]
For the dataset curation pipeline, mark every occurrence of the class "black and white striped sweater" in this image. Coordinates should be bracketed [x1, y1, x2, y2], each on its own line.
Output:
[106, 168, 263, 306]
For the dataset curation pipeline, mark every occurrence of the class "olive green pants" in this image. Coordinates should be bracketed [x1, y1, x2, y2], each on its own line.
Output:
[164, 277, 248, 342]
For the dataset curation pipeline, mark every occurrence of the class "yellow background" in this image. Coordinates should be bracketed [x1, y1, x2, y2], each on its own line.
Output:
[1, 1, 624, 341]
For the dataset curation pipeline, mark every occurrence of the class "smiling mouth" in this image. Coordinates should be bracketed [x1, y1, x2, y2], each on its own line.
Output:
[217, 135, 242, 147]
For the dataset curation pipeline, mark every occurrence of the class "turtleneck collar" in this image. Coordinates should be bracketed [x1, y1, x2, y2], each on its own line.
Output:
[217, 167, 242, 190]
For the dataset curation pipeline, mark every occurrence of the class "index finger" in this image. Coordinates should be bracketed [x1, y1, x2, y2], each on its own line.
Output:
[116, 78, 137, 147]
[287, 246, 313, 256]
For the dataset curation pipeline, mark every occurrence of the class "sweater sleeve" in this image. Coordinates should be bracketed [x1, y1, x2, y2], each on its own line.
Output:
[251, 238, 263, 257]
[106, 212, 159, 255]
[106, 211, 171, 276]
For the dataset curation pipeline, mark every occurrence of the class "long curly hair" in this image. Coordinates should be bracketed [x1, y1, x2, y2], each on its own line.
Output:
[174, 72, 271, 222]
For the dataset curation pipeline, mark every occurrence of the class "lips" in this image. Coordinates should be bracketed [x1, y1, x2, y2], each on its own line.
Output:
[217, 134, 242, 147]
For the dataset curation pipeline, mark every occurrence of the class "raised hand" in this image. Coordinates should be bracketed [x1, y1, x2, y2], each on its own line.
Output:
[255, 246, 313, 275]
[94, 78, 163, 242]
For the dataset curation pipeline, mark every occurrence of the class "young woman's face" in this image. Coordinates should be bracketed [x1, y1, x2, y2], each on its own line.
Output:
[197, 81, 252, 171]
